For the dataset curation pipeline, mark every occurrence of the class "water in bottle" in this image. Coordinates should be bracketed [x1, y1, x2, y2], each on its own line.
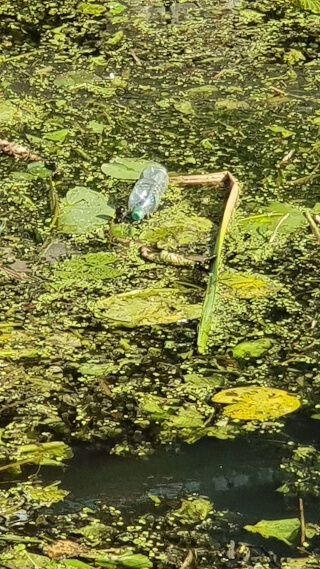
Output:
[128, 164, 169, 221]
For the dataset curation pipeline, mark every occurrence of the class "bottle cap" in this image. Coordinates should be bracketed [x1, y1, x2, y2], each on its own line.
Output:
[131, 207, 144, 221]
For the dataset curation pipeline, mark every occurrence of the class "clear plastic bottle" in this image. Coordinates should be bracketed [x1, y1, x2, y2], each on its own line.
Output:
[128, 164, 169, 221]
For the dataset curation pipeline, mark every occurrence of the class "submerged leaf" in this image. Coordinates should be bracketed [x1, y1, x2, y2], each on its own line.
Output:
[173, 497, 212, 524]
[244, 518, 300, 545]
[239, 202, 306, 238]
[58, 187, 115, 234]
[92, 288, 202, 327]
[0, 101, 17, 122]
[101, 157, 156, 180]
[232, 338, 273, 359]
[213, 386, 301, 421]
[220, 271, 281, 298]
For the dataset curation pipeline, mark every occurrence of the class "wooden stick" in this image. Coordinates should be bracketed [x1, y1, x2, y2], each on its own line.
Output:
[299, 497, 306, 546]
[170, 172, 228, 185]
[305, 211, 320, 245]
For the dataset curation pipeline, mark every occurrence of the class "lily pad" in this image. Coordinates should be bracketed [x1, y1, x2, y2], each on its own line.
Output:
[232, 338, 273, 359]
[91, 288, 202, 327]
[77, 2, 106, 15]
[220, 271, 281, 298]
[244, 517, 300, 545]
[173, 100, 195, 115]
[58, 187, 115, 234]
[239, 202, 306, 238]
[43, 128, 69, 143]
[101, 157, 156, 180]
[212, 386, 301, 421]
[0, 101, 17, 122]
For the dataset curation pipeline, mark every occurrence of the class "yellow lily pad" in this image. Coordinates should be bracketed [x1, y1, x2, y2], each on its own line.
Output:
[212, 386, 300, 421]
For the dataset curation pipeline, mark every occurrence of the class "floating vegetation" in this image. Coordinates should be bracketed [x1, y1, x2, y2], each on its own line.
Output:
[213, 387, 301, 421]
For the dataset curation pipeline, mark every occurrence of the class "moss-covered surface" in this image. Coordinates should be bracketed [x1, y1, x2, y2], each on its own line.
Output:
[1, 0, 320, 566]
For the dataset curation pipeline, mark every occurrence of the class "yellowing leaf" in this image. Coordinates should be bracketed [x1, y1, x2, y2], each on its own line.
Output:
[212, 387, 301, 421]
[244, 518, 300, 545]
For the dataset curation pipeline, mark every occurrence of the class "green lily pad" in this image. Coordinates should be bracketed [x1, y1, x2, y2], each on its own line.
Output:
[54, 70, 96, 88]
[0, 101, 17, 122]
[101, 157, 156, 180]
[244, 518, 300, 545]
[184, 373, 225, 388]
[267, 124, 295, 138]
[91, 288, 202, 327]
[232, 338, 273, 359]
[77, 2, 106, 15]
[239, 202, 306, 238]
[173, 100, 195, 115]
[220, 271, 281, 298]
[43, 128, 69, 142]
[58, 187, 115, 234]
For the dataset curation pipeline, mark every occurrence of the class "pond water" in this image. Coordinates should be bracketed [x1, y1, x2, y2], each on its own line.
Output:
[40, 412, 320, 557]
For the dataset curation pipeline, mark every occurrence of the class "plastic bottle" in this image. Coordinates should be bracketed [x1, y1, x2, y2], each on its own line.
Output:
[128, 164, 169, 221]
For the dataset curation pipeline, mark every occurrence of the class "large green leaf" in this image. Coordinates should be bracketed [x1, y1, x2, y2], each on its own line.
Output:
[91, 288, 202, 327]
[244, 518, 300, 545]
[101, 157, 156, 180]
[232, 338, 273, 359]
[58, 187, 115, 234]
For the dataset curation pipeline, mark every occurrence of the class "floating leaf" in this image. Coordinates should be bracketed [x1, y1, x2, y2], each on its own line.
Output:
[77, 2, 106, 15]
[167, 406, 205, 429]
[213, 386, 301, 421]
[27, 482, 69, 506]
[54, 70, 96, 88]
[101, 157, 156, 180]
[0, 101, 16, 122]
[267, 125, 294, 138]
[95, 551, 152, 568]
[239, 202, 306, 238]
[43, 128, 69, 143]
[292, 0, 320, 14]
[232, 338, 273, 359]
[184, 373, 225, 388]
[173, 100, 195, 115]
[281, 559, 320, 569]
[173, 497, 212, 524]
[186, 85, 218, 98]
[27, 162, 52, 179]
[88, 120, 104, 134]
[244, 518, 300, 545]
[92, 288, 202, 327]
[139, 214, 212, 247]
[58, 187, 115, 234]
[220, 271, 281, 298]
[215, 98, 250, 111]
